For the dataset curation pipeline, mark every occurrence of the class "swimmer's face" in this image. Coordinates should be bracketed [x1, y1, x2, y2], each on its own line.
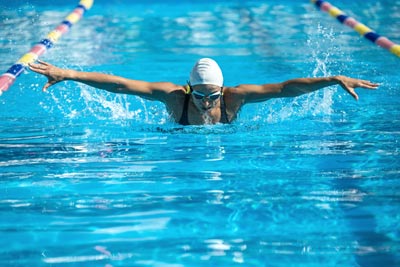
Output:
[191, 84, 222, 112]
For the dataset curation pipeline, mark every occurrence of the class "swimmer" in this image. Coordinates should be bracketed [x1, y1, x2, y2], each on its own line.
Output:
[29, 58, 378, 125]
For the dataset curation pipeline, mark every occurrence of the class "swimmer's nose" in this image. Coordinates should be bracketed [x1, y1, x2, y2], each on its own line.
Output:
[202, 98, 212, 107]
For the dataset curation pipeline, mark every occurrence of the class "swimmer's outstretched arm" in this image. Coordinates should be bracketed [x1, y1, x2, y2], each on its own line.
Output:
[28, 60, 180, 102]
[236, 76, 379, 103]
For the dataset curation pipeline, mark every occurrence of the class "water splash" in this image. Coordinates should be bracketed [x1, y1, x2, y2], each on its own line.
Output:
[79, 87, 139, 121]
[38, 81, 170, 126]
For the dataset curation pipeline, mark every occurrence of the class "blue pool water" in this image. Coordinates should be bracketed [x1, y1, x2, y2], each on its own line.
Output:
[1, 0, 399, 266]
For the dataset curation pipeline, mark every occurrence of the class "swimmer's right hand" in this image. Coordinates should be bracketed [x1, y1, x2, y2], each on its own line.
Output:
[29, 60, 66, 92]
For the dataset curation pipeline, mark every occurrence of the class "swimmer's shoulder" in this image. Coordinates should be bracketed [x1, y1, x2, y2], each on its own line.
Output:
[223, 85, 247, 112]
[163, 84, 187, 105]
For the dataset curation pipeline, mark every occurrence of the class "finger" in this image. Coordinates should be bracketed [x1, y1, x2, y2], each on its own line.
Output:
[362, 80, 376, 84]
[28, 64, 45, 74]
[28, 62, 39, 69]
[346, 87, 359, 100]
[28, 64, 40, 72]
[42, 79, 58, 92]
[357, 79, 379, 87]
[42, 82, 52, 92]
[37, 59, 48, 66]
[361, 81, 379, 89]
[30, 62, 50, 73]
[28, 61, 43, 68]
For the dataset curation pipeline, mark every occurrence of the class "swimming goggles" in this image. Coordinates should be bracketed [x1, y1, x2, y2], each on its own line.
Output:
[192, 90, 222, 101]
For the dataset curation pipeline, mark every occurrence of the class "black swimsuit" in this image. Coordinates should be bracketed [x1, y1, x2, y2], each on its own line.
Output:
[178, 93, 230, 125]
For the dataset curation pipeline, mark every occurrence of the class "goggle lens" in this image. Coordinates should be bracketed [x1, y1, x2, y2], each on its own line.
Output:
[192, 91, 221, 101]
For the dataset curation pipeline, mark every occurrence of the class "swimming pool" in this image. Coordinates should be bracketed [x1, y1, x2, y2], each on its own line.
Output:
[1, 0, 399, 266]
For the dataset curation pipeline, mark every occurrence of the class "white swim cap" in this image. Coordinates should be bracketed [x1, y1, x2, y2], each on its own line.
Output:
[189, 58, 223, 87]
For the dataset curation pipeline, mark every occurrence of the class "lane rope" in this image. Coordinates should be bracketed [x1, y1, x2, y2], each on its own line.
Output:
[0, 0, 94, 96]
[311, 0, 400, 58]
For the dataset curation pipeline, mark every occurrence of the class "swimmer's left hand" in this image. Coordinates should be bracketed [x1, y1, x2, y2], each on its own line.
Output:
[335, 75, 379, 100]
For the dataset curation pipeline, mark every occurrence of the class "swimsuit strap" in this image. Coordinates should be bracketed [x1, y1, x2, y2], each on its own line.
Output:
[178, 93, 191, 125]
[219, 93, 230, 124]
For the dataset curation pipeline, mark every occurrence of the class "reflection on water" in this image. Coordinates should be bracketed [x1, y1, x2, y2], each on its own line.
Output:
[1, 120, 399, 266]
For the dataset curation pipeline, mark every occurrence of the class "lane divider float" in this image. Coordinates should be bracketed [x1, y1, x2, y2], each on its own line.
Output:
[311, 0, 400, 58]
[0, 0, 94, 96]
